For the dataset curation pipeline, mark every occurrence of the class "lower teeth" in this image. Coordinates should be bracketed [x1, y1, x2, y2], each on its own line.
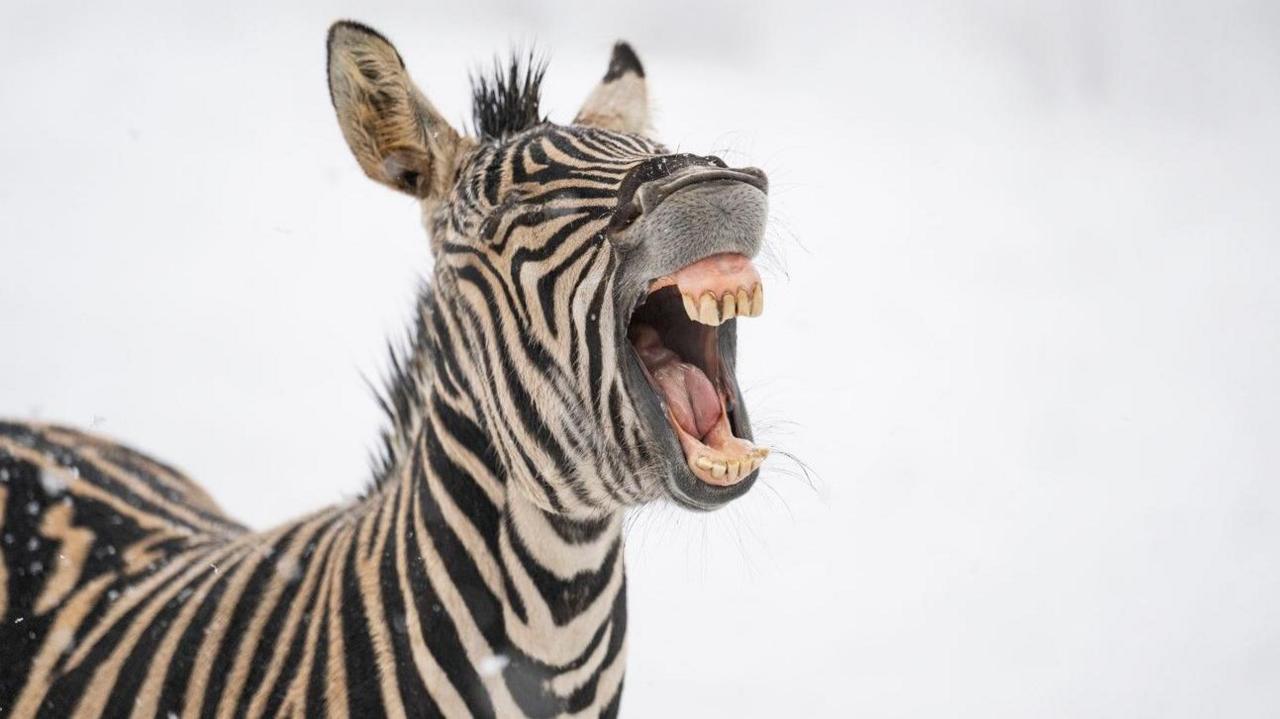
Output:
[693, 447, 769, 480]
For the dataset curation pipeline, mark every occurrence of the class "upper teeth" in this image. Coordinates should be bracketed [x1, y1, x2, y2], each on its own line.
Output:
[682, 284, 764, 326]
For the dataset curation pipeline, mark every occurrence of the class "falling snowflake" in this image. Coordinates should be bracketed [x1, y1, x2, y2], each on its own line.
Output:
[274, 556, 302, 582]
[39, 465, 76, 495]
[478, 653, 509, 677]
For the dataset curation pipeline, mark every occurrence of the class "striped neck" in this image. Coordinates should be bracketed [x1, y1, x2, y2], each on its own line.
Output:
[358, 292, 629, 715]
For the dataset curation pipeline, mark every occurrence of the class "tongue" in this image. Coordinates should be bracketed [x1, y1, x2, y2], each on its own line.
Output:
[630, 325, 722, 438]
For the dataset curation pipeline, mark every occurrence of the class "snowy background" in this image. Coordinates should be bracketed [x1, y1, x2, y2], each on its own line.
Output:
[3, 0, 1280, 716]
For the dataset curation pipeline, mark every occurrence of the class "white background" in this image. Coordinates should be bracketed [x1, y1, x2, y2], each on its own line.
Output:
[3, 1, 1279, 716]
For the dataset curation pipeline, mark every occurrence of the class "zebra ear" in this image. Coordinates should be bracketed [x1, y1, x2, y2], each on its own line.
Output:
[327, 21, 463, 199]
[574, 42, 649, 134]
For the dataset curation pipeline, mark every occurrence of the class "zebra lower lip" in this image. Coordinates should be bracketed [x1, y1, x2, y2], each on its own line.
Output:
[627, 283, 765, 488]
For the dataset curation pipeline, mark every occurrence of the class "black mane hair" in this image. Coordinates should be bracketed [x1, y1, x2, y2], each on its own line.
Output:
[470, 51, 548, 140]
[365, 283, 439, 492]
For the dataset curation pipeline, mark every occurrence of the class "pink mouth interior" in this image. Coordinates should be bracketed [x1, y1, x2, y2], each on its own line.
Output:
[627, 253, 766, 487]
[630, 325, 722, 439]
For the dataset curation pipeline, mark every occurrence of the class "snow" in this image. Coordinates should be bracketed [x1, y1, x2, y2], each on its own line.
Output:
[38, 464, 74, 495]
[2, 1, 1279, 717]
[478, 653, 510, 677]
[274, 555, 303, 583]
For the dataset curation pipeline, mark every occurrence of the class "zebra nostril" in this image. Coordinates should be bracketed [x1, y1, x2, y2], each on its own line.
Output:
[607, 156, 768, 261]
[610, 154, 728, 229]
[632, 165, 769, 217]
[607, 199, 644, 236]
[637, 183, 663, 214]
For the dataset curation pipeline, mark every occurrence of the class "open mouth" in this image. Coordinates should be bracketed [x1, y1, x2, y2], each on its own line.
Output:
[627, 253, 767, 489]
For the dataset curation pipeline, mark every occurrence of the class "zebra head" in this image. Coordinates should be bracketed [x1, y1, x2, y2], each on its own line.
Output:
[327, 22, 770, 515]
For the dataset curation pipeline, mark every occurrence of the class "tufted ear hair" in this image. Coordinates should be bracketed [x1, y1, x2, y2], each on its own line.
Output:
[574, 41, 650, 134]
[327, 21, 463, 199]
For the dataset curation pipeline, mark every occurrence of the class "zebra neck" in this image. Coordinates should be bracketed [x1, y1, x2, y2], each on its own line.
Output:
[411, 395, 627, 647]
[489, 482, 629, 712]
[415, 285, 628, 631]
[356, 287, 631, 709]
[368, 379, 628, 710]
[497, 486, 625, 661]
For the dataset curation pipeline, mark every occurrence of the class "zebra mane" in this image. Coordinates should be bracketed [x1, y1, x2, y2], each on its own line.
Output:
[368, 283, 438, 490]
[470, 50, 548, 139]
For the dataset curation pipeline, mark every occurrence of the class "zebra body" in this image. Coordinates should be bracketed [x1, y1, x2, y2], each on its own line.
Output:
[0, 420, 623, 717]
[1, 19, 770, 718]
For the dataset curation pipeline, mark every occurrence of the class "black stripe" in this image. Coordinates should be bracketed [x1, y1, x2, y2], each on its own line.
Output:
[234, 518, 333, 717]
[566, 582, 628, 713]
[122, 551, 243, 715]
[415, 440, 506, 648]
[103, 561, 228, 716]
[340, 528, 387, 718]
[0, 457, 58, 707]
[407, 453, 496, 717]
[503, 511, 621, 626]
[430, 399, 503, 562]
[379, 487, 444, 719]
[259, 528, 344, 718]
[304, 592, 331, 717]
[198, 523, 303, 717]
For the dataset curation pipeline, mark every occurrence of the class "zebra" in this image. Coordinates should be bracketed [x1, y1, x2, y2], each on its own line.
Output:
[0, 20, 772, 718]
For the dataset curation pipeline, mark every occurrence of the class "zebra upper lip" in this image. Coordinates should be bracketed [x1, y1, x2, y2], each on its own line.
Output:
[643, 253, 765, 327]
[626, 254, 767, 488]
